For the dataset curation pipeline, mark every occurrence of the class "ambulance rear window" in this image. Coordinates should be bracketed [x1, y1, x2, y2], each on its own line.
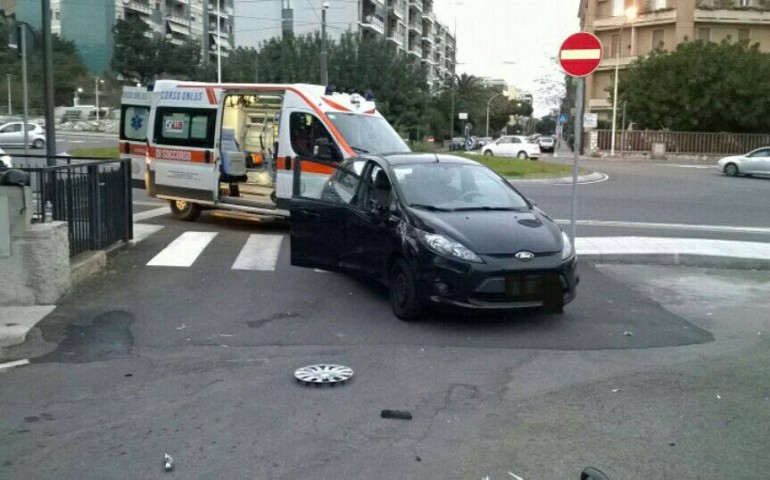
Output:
[120, 106, 149, 141]
[154, 107, 216, 148]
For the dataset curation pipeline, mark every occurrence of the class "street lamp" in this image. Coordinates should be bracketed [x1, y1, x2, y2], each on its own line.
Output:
[75, 87, 84, 107]
[610, 5, 638, 156]
[485, 92, 505, 138]
[94, 77, 105, 123]
[321, 0, 330, 85]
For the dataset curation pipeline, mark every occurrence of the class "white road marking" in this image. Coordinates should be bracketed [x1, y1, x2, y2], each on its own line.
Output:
[231, 234, 284, 271]
[133, 201, 165, 207]
[556, 219, 770, 235]
[133, 206, 169, 222]
[132, 224, 164, 244]
[576, 236, 770, 259]
[147, 231, 218, 267]
[660, 164, 718, 169]
[0, 359, 30, 371]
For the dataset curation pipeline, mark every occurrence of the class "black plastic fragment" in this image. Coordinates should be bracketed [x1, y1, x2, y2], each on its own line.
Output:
[381, 409, 412, 420]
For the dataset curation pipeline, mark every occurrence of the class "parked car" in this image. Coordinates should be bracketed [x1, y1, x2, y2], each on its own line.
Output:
[296, 153, 578, 320]
[481, 135, 541, 159]
[718, 147, 770, 177]
[0, 148, 11, 168]
[477, 136, 493, 147]
[0, 121, 46, 149]
[448, 137, 466, 151]
[538, 136, 555, 153]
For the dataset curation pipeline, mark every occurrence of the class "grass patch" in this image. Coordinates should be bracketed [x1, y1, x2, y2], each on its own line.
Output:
[69, 146, 120, 158]
[457, 152, 588, 178]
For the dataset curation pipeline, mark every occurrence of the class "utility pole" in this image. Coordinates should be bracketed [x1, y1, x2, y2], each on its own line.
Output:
[216, 0, 222, 83]
[21, 27, 29, 158]
[6, 74, 10, 115]
[42, 0, 57, 165]
[321, 1, 329, 85]
[95, 77, 102, 123]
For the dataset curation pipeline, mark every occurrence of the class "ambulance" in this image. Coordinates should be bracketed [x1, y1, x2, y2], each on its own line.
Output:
[118, 86, 152, 187]
[136, 81, 410, 220]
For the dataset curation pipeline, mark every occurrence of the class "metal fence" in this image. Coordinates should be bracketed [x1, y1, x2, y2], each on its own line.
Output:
[591, 130, 770, 155]
[13, 155, 133, 257]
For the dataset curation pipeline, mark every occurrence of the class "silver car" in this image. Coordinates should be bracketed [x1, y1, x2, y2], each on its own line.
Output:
[718, 147, 770, 177]
[0, 121, 46, 149]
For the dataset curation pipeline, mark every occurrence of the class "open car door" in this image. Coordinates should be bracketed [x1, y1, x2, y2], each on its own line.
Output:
[289, 157, 362, 271]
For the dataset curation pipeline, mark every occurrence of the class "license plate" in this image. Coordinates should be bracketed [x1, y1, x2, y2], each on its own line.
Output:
[505, 274, 544, 300]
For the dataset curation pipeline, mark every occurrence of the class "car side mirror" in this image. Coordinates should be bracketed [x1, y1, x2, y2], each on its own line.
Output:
[313, 138, 335, 161]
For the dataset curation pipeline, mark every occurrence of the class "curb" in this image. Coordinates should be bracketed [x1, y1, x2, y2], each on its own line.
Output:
[579, 252, 770, 270]
[57, 131, 118, 139]
[508, 171, 608, 185]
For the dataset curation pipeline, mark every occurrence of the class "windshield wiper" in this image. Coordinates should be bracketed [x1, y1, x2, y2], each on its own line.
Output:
[350, 146, 369, 154]
[452, 206, 524, 212]
[409, 204, 452, 212]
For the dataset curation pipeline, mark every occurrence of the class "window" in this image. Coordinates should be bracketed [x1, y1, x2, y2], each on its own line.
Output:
[54, 10, 60, 20]
[610, 33, 620, 58]
[612, 0, 624, 16]
[652, 29, 665, 49]
[322, 159, 365, 205]
[748, 148, 770, 157]
[1, 123, 22, 133]
[289, 112, 340, 161]
[738, 28, 750, 41]
[510, 137, 522, 144]
[697, 28, 711, 42]
[739, 0, 751, 6]
[654, 0, 667, 9]
[153, 108, 216, 148]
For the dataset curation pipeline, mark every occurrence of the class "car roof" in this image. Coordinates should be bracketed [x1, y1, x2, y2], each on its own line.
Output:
[372, 152, 480, 166]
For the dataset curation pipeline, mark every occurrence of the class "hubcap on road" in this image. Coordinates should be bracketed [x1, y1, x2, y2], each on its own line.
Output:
[294, 364, 354, 386]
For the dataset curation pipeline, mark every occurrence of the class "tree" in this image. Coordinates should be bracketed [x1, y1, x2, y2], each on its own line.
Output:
[536, 115, 557, 135]
[111, 18, 165, 85]
[617, 40, 770, 133]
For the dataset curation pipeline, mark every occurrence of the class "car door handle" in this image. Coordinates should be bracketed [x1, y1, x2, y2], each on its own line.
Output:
[298, 209, 320, 219]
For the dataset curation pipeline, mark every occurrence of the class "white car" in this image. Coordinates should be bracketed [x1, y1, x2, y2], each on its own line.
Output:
[481, 135, 541, 160]
[0, 121, 46, 149]
[0, 148, 12, 168]
[718, 147, 770, 177]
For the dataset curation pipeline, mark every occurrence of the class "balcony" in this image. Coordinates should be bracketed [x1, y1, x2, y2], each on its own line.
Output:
[361, 15, 385, 35]
[589, 98, 611, 110]
[596, 55, 638, 71]
[694, 7, 770, 24]
[423, 11, 435, 23]
[422, 33, 434, 44]
[593, 8, 676, 30]
[409, 0, 423, 12]
[408, 21, 421, 34]
[124, 0, 152, 15]
[408, 45, 421, 58]
[166, 14, 189, 25]
[389, 2, 406, 19]
[387, 35, 404, 48]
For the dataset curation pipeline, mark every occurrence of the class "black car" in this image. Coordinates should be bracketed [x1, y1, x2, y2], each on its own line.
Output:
[290, 153, 578, 320]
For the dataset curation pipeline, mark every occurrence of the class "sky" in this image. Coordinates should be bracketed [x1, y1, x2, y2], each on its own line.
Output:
[431, 0, 580, 116]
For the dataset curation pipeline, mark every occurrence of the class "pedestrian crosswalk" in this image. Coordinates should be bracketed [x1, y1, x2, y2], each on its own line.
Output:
[135, 223, 290, 271]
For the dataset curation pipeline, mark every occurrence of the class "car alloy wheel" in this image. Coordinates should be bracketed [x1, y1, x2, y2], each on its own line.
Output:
[517, 151, 528, 159]
[32, 139, 45, 149]
[169, 200, 202, 221]
[483, 150, 493, 156]
[389, 259, 424, 321]
[724, 163, 739, 177]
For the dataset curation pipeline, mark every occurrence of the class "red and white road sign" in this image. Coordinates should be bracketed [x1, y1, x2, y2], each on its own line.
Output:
[559, 32, 603, 77]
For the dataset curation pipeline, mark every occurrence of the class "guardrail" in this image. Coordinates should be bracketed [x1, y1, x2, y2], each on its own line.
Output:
[591, 130, 770, 155]
[12, 155, 133, 257]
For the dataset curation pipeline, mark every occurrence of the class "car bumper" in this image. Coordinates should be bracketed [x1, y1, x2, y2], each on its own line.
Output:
[414, 253, 578, 313]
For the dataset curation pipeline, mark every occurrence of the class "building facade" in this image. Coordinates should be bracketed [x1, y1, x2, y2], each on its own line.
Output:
[10, 0, 234, 74]
[579, 0, 770, 120]
[235, 0, 456, 88]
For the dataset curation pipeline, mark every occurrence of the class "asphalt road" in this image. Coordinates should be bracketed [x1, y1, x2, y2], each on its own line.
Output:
[2, 140, 770, 478]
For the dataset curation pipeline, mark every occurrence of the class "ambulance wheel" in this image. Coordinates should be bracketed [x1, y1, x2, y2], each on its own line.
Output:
[169, 200, 201, 221]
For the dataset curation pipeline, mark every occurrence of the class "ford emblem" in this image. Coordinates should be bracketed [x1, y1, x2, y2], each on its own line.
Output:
[515, 251, 535, 261]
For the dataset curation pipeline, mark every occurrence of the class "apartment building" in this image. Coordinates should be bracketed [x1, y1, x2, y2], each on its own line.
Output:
[9, 0, 234, 74]
[579, 0, 770, 119]
[234, 0, 456, 89]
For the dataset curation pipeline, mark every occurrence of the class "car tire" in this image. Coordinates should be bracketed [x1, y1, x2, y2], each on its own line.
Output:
[32, 139, 45, 149]
[724, 163, 739, 177]
[389, 259, 424, 321]
[169, 200, 201, 221]
[517, 151, 528, 159]
[483, 150, 493, 156]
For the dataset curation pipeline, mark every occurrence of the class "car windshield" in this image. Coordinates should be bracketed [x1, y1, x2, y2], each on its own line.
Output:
[327, 112, 410, 154]
[392, 163, 529, 211]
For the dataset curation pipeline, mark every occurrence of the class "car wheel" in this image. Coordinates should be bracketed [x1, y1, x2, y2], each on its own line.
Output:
[169, 200, 201, 221]
[517, 151, 528, 159]
[389, 259, 424, 321]
[32, 139, 45, 149]
[724, 163, 739, 177]
[483, 150, 493, 156]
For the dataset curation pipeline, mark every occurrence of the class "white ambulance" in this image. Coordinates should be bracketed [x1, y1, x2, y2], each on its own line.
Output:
[138, 81, 409, 220]
[119, 86, 152, 187]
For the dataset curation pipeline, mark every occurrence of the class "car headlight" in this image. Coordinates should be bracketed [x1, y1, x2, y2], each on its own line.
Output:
[561, 231, 574, 260]
[419, 231, 483, 263]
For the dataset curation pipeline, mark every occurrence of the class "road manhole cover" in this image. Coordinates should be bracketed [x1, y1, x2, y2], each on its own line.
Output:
[294, 364, 354, 387]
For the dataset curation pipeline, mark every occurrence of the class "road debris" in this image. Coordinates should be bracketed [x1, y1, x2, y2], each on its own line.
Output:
[381, 410, 413, 420]
[294, 364, 354, 387]
[611, 389, 621, 393]
[716, 394, 722, 400]
[175, 324, 186, 331]
[623, 331, 633, 337]
[508, 472, 525, 480]
[164, 453, 174, 472]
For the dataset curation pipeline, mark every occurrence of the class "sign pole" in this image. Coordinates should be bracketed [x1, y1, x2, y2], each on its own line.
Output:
[570, 77, 585, 243]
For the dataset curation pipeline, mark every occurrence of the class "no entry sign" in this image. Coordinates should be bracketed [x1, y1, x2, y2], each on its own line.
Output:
[559, 32, 603, 77]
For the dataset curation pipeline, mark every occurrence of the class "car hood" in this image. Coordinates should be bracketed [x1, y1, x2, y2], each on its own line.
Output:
[408, 208, 562, 255]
